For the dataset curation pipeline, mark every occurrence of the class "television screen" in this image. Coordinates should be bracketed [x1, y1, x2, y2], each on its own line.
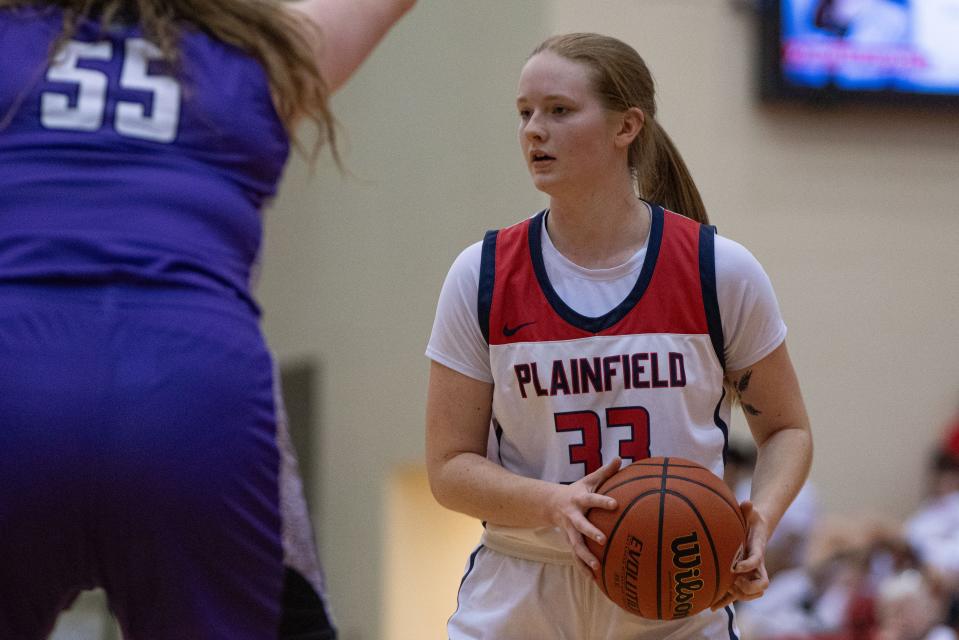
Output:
[761, 0, 959, 105]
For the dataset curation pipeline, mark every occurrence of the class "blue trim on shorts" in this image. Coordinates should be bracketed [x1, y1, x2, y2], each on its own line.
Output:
[447, 545, 483, 636]
[725, 605, 739, 640]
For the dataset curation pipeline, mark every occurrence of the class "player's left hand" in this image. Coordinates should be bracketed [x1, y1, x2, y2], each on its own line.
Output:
[710, 500, 770, 611]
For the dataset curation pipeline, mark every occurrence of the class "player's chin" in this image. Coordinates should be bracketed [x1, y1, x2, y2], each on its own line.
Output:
[528, 172, 560, 194]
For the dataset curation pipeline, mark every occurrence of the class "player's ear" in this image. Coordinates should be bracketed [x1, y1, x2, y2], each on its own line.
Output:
[614, 107, 644, 149]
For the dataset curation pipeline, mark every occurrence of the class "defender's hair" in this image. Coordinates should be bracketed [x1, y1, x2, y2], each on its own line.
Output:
[1, 0, 337, 160]
[531, 33, 708, 224]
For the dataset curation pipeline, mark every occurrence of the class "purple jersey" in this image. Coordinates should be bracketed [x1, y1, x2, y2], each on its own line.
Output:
[0, 7, 289, 313]
[0, 8, 336, 638]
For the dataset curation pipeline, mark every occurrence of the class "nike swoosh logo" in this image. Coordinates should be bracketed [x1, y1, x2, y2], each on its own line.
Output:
[503, 321, 536, 337]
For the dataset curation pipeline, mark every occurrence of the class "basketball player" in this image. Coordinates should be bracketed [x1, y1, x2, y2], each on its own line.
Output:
[0, 0, 414, 638]
[425, 33, 813, 639]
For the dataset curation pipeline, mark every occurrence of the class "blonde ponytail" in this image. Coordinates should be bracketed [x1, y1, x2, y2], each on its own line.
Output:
[636, 118, 708, 224]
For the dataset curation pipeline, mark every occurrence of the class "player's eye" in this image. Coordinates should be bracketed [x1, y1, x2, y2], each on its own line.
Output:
[552, 105, 569, 115]
[518, 108, 532, 120]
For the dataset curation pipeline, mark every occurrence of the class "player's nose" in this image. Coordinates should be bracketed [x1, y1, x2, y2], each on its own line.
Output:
[523, 112, 547, 142]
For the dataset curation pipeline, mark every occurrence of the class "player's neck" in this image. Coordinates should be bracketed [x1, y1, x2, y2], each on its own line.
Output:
[546, 192, 650, 270]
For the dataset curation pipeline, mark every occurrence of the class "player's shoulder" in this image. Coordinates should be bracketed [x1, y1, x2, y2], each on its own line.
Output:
[452, 239, 484, 270]
[0, 5, 63, 49]
[441, 215, 529, 291]
[0, 4, 52, 23]
[712, 233, 770, 281]
[440, 240, 484, 290]
[449, 210, 544, 275]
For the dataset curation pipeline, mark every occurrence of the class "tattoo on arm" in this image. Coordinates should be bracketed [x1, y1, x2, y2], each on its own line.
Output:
[736, 370, 752, 395]
[742, 403, 763, 416]
[735, 370, 762, 416]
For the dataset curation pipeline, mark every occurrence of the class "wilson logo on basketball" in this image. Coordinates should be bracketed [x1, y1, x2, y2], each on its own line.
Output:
[621, 535, 644, 612]
[670, 531, 704, 618]
[586, 458, 747, 621]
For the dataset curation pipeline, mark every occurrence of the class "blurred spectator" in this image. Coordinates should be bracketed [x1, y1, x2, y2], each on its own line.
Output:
[736, 548, 862, 639]
[737, 516, 926, 640]
[846, 530, 926, 640]
[941, 411, 959, 463]
[904, 451, 959, 589]
[734, 408, 959, 640]
[875, 569, 956, 640]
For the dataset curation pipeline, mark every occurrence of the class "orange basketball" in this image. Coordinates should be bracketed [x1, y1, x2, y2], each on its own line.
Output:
[585, 457, 746, 620]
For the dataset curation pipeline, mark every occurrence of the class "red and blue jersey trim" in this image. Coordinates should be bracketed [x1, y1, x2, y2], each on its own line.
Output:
[476, 204, 726, 372]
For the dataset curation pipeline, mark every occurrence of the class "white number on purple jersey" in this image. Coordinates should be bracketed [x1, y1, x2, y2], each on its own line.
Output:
[41, 38, 181, 143]
[41, 40, 111, 132]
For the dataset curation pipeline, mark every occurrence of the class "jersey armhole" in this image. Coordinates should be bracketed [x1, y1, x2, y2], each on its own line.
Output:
[699, 224, 726, 372]
[477, 229, 498, 344]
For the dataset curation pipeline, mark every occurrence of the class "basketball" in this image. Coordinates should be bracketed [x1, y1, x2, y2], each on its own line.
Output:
[585, 457, 747, 620]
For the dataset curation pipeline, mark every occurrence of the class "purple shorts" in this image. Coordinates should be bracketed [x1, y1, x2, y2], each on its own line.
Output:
[0, 284, 334, 639]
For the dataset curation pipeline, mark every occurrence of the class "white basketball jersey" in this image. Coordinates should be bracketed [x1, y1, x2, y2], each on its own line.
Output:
[478, 206, 731, 560]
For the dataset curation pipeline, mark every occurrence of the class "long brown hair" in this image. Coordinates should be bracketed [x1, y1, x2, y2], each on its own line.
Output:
[0, 0, 337, 160]
[531, 33, 707, 225]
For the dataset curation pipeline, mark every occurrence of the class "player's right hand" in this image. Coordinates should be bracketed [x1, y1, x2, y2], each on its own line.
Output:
[548, 457, 622, 577]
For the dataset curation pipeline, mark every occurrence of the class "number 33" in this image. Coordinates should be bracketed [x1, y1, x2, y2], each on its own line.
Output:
[41, 38, 180, 143]
[555, 406, 651, 474]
